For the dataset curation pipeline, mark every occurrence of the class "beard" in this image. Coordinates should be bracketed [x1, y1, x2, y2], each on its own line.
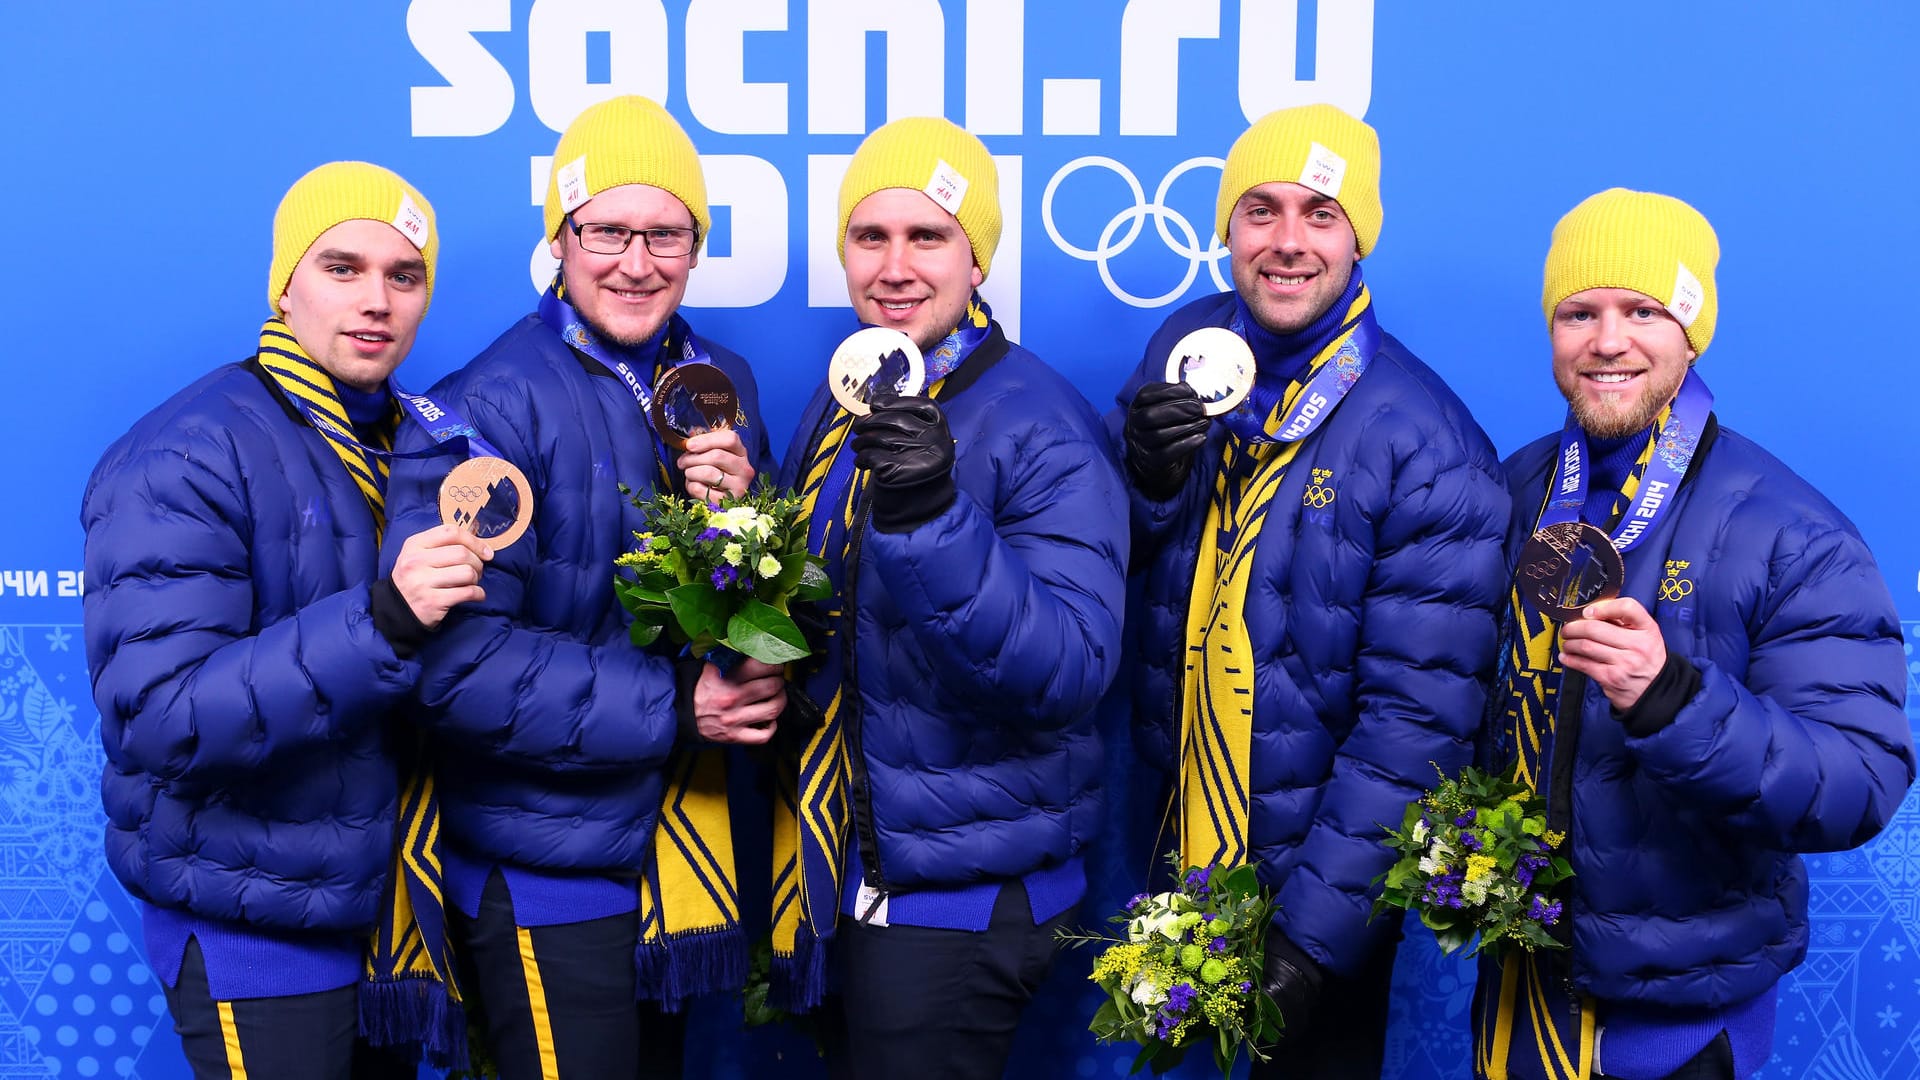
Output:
[1558, 365, 1686, 439]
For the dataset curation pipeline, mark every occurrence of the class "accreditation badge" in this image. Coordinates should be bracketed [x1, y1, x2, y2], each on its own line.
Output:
[439, 456, 533, 549]
[1164, 326, 1256, 416]
[829, 327, 926, 416]
[650, 362, 740, 450]
[1517, 521, 1625, 621]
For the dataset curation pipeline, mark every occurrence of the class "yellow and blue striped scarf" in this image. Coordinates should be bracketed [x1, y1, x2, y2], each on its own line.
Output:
[1176, 286, 1373, 873]
[1475, 416, 1664, 1080]
[770, 298, 989, 1010]
[254, 318, 465, 1064]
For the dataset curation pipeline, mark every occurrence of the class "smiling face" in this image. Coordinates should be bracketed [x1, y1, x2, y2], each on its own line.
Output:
[1551, 287, 1697, 438]
[842, 188, 983, 354]
[1226, 180, 1359, 336]
[549, 183, 699, 347]
[277, 219, 429, 391]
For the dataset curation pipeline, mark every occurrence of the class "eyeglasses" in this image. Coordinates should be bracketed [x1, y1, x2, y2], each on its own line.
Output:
[566, 216, 697, 258]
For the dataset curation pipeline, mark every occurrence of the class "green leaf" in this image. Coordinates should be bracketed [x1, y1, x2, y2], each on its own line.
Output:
[628, 622, 662, 648]
[794, 558, 832, 601]
[725, 599, 813, 665]
[667, 581, 728, 642]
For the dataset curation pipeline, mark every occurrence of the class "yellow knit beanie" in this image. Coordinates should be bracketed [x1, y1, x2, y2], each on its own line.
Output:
[1542, 189, 1719, 355]
[1216, 104, 1383, 257]
[837, 117, 1001, 279]
[269, 161, 438, 314]
[543, 95, 710, 245]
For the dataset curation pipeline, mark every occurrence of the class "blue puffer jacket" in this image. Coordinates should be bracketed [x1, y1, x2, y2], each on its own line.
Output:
[83, 361, 414, 934]
[1116, 293, 1510, 976]
[1501, 420, 1913, 1008]
[777, 324, 1126, 888]
[381, 315, 770, 873]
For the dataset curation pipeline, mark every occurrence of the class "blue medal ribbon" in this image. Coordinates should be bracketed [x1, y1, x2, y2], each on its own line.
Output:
[1536, 368, 1713, 552]
[1218, 273, 1377, 446]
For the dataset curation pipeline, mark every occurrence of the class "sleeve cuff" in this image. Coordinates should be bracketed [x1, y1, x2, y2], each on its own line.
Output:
[370, 577, 430, 659]
[1615, 652, 1703, 737]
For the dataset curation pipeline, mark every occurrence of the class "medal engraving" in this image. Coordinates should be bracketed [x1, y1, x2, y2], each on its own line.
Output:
[829, 327, 926, 416]
[649, 363, 740, 450]
[440, 456, 533, 549]
[1164, 327, 1256, 416]
[1518, 521, 1624, 621]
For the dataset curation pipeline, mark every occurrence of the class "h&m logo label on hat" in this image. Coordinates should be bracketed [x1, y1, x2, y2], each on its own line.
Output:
[1669, 261, 1704, 328]
[924, 159, 969, 215]
[392, 192, 430, 250]
[1299, 142, 1347, 199]
[556, 155, 590, 214]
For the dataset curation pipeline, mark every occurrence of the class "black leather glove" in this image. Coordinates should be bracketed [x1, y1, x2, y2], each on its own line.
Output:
[852, 394, 956, 533]
[1124, 381, 1210, 501]
[1261, 925, 1324, 1036]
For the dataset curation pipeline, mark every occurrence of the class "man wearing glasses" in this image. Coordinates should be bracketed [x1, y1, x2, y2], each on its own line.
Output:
[382, 96, 777, 1077]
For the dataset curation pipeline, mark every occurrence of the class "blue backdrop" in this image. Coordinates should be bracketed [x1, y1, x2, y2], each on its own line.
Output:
[3, 2, 1916, 1077]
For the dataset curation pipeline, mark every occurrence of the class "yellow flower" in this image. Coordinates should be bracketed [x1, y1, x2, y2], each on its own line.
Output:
[1090, 943, 1146, 984]
[1465, 854, 1497, 883]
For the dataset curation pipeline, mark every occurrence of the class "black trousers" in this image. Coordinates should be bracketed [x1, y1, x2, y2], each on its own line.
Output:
[1597, 1032, 1736, 1080]
[1247, 939, 1399, 1080]
[823, 881, 1073, 1080]
[453, 869, 687, 1080]
[161, 938, 414, 1080]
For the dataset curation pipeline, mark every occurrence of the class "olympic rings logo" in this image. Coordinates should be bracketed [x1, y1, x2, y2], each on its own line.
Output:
[1041, 156, 1230, 308]
[1520, 560, 1560, 582]
[1301, 486, 1335, 509]
[444, 485, 488, 500]
[1658, 577, 1694, 601]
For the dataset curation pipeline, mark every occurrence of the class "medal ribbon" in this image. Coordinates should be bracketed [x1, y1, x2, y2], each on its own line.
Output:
[539, 277, 731, 492]
[253, 318, 465, 1065]
[769, 296, 991, 1011]
[1537, 369, 1712, 551]
[1176, 283, 1375, 872]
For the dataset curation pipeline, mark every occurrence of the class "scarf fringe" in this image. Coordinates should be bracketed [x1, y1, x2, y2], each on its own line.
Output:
[768, 931, 831, 1014]
[635, 925, 749, 1013]
[358, 975, 469, 1072]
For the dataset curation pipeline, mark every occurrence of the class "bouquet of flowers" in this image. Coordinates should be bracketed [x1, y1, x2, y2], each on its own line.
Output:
[1057, 855, 1283, 1075]
[613, 486, 830, 666]
[1373, 765, 1573, 957]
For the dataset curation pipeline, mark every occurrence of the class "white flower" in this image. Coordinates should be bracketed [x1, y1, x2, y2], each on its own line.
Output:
[1418, 855, 1447, 877]
[722, 543, 745, 566]
[1129, 974, 1166, 1008]
[1461, 879, 1488, 906]
[757, 554, 782, 578]
[1411, 819, 1430, 844]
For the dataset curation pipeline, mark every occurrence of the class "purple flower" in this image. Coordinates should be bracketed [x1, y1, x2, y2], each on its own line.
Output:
[1454, 809, 1477, 826]
[1200, 912, 1215, 923]
[1208, 936, 1229, 954]
[1461, 831, 1483, 852]
[697, 526, 724, 542]
[1527, 895, 1563, 925]
[1184, 867, 1211, 889]
[1165, 983, 1197, 1014]
[1514, 863, 1535, 890]
[1238, 980, 1254, 995]
[710, 566, 737, 589]
[1126, 892, 1150, 913]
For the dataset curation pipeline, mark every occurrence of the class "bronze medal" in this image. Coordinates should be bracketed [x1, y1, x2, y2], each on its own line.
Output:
[650, 363, 740, 450]
[1517, 521, 1625, 621]
[439, 456, 533, 549]
[828, 327, 926, 416]
[1163, 326, 1255, 416]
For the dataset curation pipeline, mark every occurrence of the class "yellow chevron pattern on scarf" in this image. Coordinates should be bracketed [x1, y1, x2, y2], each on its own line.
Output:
[252, 318, 461, 1051]
[1175, 287, 1368, 874]
[1478, 414, 1664, 1080]
[772, 403, 861, 973]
